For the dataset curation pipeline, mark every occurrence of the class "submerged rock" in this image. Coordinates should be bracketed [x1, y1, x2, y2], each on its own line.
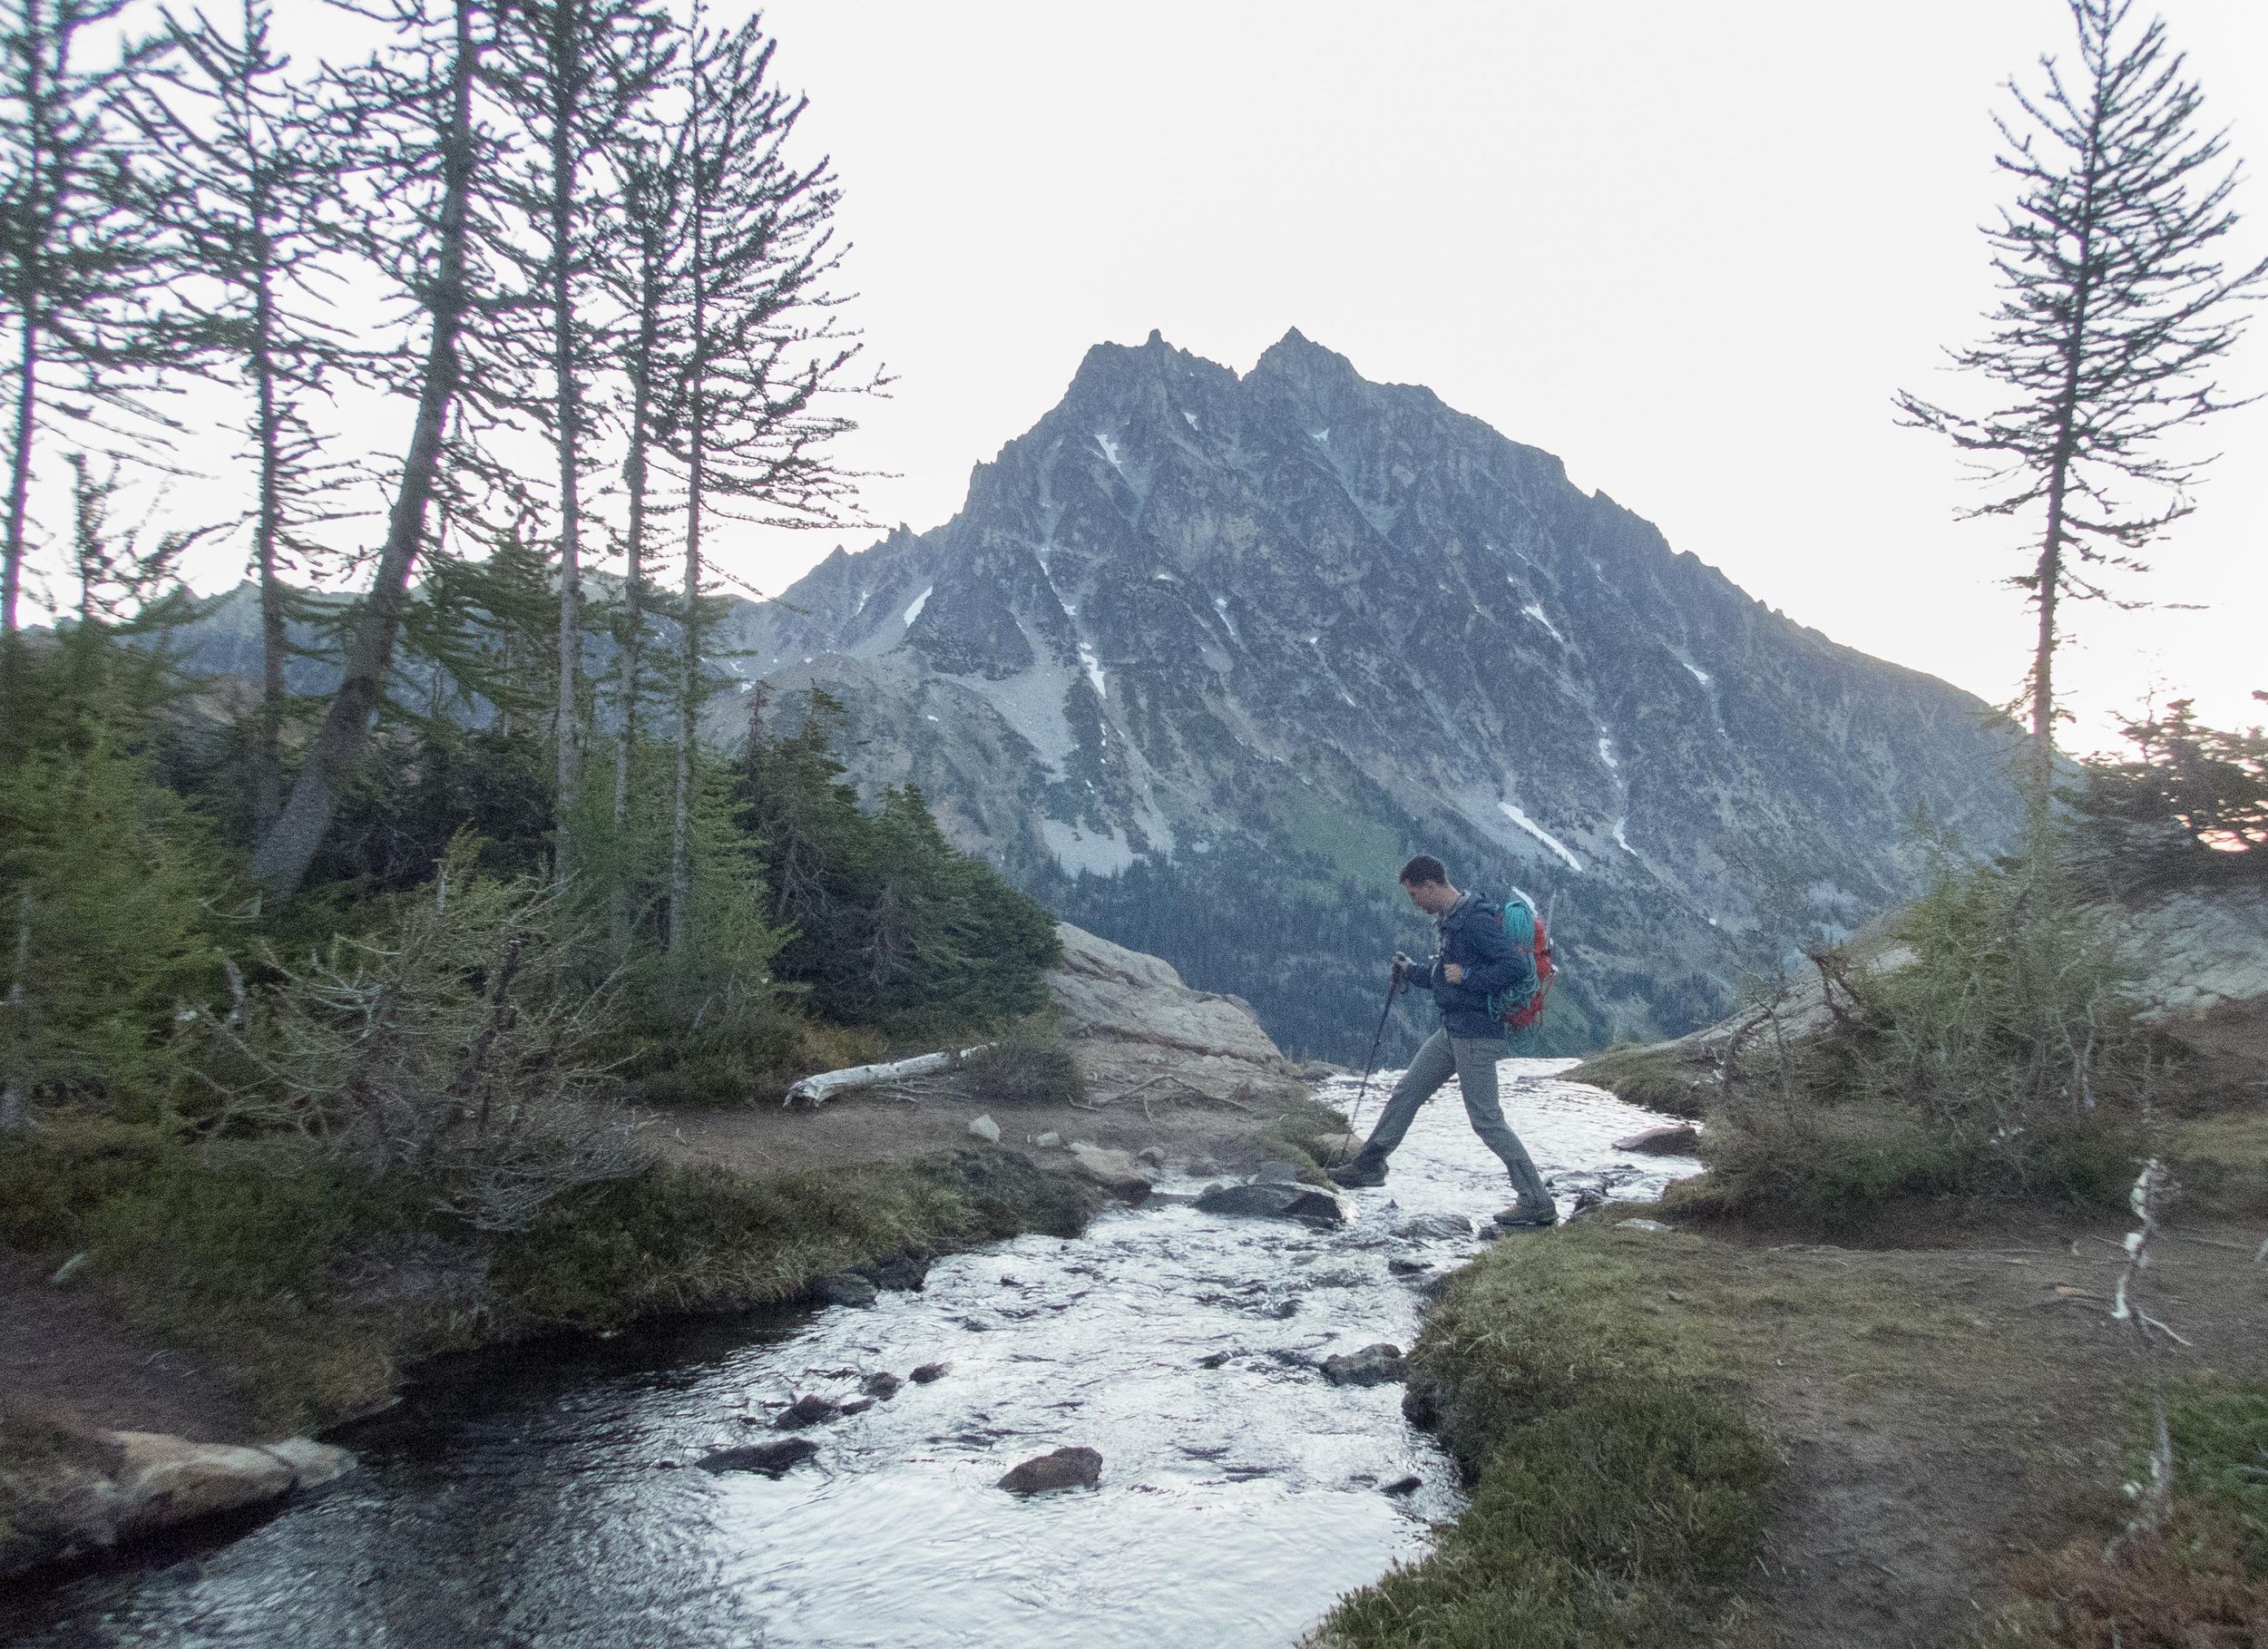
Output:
[1393, 1213, 1473, 1241]
[1066, 1142, 1152, 1202]
[815, 1273, 878, 1308]
[910, 1361, 952, 1384]
[1387, 1256, 1431, 1276]
[1381, 1474, 1423, 1497]
[996, 1446, 1102, 1495]
[699, 1438, 818, 1477]
[1612, 1123, 1702, 1155]
[861, 1371, 904, 1400]
[1194, 1183, 1345, 1225]
[1320, 1343, 1405, 1387]
[857, 1253, 930, 1293]
[774, 1394, 840, 1430]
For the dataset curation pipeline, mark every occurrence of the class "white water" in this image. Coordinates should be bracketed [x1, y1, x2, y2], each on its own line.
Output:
[5, 1063, 1695, 1649]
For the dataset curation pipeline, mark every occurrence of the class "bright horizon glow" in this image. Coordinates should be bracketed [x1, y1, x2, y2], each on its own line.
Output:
[32, 0, 2266, 759]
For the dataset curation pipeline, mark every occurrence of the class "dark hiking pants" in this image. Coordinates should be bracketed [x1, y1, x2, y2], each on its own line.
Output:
[1357, 1029, 1552, 1209]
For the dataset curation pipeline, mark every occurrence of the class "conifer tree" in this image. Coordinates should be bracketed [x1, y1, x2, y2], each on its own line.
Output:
[662, 8, 864, 953]
[1897, 0, 2265, 841]
[249, 0, 499, 901]
[488, 0, 670, 887]
[0, 0, 171, 645]
[126, 0, 357, 834]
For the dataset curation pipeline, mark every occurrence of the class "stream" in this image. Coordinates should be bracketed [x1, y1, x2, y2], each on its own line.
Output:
[4, 1059, 1696, 1649]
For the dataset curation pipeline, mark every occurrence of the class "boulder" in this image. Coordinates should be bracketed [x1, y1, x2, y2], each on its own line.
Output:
[105, 1432, 347, 1539]
[1195, 1183, 1345, 1225]
[699, 1438, 819, 1477]
[861, 1371, 904, 1400]
[774, 1394, 841, 1430]
[996, 1446, 1103, 1495]
[1387, 1256, 1431, 1277]
[910, 1361, 952, 1384]
[1393, 1213, 1473, 1241]
[1382, 1474, 1423, 1497]
[815, 1273, 878, 1308]
[967, 1114, 1002, 1144]
[1612, 1123, 1702, 1155]
[1046, 922, 1309, 1108]
[1320, 1343, 1406, 1387]
[1066, 1141, 1153, 1202]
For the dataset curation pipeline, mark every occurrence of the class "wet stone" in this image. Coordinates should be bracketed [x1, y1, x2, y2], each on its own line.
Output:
[911, 1361, 951, 1384]
[1320, 1343, 1406, 1387]
[1387, 1257, 1431, 1276]
[699, 1438, 819, 1477]
[815, 1273, 878, 1309]
[1382, 1474, 1423, 1497]
[861, 1371, 903, 1400]
[1393, 1213, 1472, 1241]
[997, 1446, 1102, 1495]
[1194, 1183, 1345, 1225]
[774, 1394, 841, 1429]
[1613, 1123, 1701, 1155]
[1196, 1351, 1233, 1369]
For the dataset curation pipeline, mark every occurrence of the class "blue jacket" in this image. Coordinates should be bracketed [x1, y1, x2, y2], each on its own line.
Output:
[1404, 893, 1536, 1041]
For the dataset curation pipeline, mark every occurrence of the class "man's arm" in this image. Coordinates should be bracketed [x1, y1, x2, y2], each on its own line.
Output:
[1459, 905, 1534, 1000]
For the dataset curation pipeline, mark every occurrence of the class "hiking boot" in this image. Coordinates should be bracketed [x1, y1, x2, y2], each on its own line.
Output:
[1326, 1156, 1388, 1189]
[1493, 1201, 1559, 1229]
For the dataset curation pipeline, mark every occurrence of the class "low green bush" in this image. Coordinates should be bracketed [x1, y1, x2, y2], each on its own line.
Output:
[956, 1016, 1084, 1108]
[1322, 1225, 1775, 1647]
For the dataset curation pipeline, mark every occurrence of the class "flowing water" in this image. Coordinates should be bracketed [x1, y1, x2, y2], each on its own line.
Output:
[5, 1060, 1696, 1649]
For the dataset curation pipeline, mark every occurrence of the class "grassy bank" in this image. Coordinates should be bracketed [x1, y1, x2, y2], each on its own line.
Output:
[1318, 1220, 1776, 1648]
[0, 1117, 1101, 1434]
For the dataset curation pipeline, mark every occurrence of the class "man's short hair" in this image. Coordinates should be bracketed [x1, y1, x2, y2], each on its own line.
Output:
[1399, 854, 1449, 887]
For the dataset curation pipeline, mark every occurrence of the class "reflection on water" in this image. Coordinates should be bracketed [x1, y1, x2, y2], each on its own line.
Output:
[3, 1062, 1695, 1648]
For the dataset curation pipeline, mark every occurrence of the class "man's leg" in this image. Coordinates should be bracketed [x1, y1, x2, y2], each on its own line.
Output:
[1331, 1029, 1456, 1185]
[1449, 1038, 1555, 1217]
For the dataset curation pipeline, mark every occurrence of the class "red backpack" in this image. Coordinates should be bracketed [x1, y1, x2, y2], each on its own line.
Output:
[1495, 891, 1555, 1032]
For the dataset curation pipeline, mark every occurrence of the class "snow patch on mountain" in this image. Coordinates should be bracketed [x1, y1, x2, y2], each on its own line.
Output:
[1499, 801, 1586, 873]
[902, 586, 932, 627]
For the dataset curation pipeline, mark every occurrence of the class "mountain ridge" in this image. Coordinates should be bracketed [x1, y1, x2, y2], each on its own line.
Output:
[706, 327, 2025, 1059]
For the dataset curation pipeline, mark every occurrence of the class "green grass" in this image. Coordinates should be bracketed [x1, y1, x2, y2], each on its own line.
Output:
[1566, 1042, 1715, 1120]
[1320, 1222, 1775, 1648]
[491, 1147, 1099, 1332]
[0, 1117, 1103, 1435]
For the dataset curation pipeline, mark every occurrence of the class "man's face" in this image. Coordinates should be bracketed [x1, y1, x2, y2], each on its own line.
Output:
[1401, 879, 1453, 915]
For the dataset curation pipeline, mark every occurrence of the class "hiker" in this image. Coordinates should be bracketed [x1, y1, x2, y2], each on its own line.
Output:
[1328, 854, 1558, 1228]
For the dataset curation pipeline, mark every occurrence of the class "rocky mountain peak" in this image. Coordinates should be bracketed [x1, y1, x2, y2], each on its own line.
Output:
[715, 331, 2025, 1059]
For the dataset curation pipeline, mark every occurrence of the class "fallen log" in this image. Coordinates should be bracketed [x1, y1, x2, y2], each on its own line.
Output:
[785, 1046, 992, 1108]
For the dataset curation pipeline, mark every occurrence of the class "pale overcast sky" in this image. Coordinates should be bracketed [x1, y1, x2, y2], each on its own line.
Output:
[719, 0, 2267, 751]
[116, 0, 2261, 751]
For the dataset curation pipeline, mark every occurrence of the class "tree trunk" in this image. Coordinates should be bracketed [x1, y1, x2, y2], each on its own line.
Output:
[608, 326, 652, 961]
[250, 248, 287, 835]
[547, 32, 582, 890]
[248, 1, 479, 902]
[5, 310, 38, 642]
[668, 157, 707, 956]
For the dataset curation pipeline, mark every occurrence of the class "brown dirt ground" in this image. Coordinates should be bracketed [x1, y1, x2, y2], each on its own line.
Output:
[1615, 1205, 2268, 1649]
[0, 1255, 253, 1447]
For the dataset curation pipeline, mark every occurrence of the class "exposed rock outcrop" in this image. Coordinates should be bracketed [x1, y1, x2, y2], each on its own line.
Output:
[997, 1446, 1102, 1495]
[1045, 922, 1307, 1108]
[1, 1429, 356, 1576]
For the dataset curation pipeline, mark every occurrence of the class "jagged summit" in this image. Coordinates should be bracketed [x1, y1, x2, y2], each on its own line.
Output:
[712, 332, 2023, 1059]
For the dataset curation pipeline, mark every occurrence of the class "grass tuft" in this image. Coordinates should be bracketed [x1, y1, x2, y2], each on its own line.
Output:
[1318, 1221, 1775, 1648]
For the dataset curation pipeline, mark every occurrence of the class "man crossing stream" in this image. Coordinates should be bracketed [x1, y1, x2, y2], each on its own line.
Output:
[1328, 855, 1559, 1228]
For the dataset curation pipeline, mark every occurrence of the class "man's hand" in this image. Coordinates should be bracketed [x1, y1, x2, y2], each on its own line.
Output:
[1391, 951, 1414, 987]
[1442, 962, 1465, 984]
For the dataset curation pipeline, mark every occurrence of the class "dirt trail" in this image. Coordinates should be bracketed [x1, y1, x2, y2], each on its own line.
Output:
[1631, 1214, 2268, 1647]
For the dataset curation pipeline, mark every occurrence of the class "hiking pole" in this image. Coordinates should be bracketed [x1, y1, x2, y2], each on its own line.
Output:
[1334, 968, 1404, 1166]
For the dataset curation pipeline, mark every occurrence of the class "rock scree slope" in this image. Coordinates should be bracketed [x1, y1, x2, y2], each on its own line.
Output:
[710, 328, 2024, 1060]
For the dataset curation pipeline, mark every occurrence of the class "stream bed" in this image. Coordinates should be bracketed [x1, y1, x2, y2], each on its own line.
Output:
[4, 1059, 1696, 1649]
